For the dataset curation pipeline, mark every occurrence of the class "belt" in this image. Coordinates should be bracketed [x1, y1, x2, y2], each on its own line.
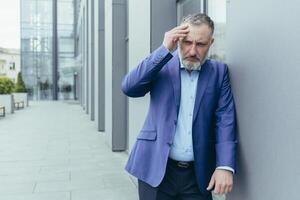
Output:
[168, 158, 194, 169]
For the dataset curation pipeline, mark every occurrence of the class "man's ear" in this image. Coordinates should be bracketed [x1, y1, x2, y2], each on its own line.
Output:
[210, 38, 215, 45]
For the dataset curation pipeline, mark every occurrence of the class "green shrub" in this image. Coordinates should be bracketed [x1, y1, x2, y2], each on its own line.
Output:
[14, 72, 27, 93]
[0, 77, 15, 94]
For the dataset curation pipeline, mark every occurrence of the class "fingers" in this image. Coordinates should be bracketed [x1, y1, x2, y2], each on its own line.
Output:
[169, 28, 189, 41]
[206, 175, 215, 191]
[173, 29, 189, 35]
[210, 170, 233, 195]
[171, 33, 188, 42]
[173, 24, 189, 31]
[162, 24, 190, 52]
[214, 182, 221, 194]
[170, 25, 189, 37]
[213, 178, 233, 195]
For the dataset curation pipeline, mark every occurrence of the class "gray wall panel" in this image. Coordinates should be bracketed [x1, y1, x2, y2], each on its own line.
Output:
[98, 0, 105, 131]
[112, 0, 127, 151]
[52, 0, 58, 100]
[90, 0, 95, 120]
[85, 0, 89, 114]
[82, 7, 86, 110]
[151, 0, 177, 51]
[227, 0, 300, 199]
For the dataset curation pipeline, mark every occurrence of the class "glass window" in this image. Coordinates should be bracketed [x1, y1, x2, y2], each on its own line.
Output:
[177, 0, 203, 24]
[21, 0, 76, 100]
[207, 0, 227, 61]
[21, 0, 54, 100]
[57, 0, 75, 100]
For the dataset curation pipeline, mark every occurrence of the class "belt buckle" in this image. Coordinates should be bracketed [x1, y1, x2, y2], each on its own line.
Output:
[177, 161, 189, 168]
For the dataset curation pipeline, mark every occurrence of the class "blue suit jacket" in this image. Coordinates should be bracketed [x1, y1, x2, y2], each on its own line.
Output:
[122, 45, 237, 195]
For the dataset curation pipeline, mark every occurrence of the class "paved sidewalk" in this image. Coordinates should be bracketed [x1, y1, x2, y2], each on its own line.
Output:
[0, 101, 138, 200]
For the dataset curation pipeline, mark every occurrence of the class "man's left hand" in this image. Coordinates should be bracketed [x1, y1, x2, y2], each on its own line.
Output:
[206, 169, 233, 195]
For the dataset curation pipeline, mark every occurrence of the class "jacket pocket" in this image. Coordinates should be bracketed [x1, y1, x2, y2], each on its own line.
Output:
[137, 130, 157, 141]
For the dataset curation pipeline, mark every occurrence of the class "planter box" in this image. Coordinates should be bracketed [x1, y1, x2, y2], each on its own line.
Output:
[0, 94, 14, 114]
[13, 93, 29, 107]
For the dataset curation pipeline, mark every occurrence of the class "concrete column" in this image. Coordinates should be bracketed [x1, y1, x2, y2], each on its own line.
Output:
[95, 0, 105, 131]
[85, 0, 89, 114]
[111, 0, 127, 151]
[52, 0, 58, 100]
[88, 0, 95, 120]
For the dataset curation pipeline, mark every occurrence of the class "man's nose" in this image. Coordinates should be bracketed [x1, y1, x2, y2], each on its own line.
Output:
[189, 44, 196, 56]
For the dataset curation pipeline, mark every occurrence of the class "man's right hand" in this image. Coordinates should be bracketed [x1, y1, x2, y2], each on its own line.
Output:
[162, 24, 189, 52]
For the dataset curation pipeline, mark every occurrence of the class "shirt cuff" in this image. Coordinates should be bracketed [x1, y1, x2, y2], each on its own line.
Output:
[216, 166, 235, 174]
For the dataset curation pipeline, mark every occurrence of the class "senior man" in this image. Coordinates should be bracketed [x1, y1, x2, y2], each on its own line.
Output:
[122, 13, 237, 200]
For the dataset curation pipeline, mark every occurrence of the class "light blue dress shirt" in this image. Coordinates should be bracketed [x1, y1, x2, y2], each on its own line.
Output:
[169, 63, 234, 173]
[169, 64, 199, 162]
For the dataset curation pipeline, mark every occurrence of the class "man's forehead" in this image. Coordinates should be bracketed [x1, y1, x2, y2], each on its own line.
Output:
[183, 33, 210, 42]
[184, 24, 212, 41]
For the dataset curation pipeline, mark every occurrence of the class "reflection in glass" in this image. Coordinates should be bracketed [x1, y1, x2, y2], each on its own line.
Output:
[208, 0, 227, 62]
[57, 0, 76, 100]
[21, 0, 76, 100]
[21, 0, 53, 100]
[177, 0, 202, 24]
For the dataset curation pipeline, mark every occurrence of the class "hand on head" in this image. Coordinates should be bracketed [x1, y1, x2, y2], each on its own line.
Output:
[162, 24, 189, 52]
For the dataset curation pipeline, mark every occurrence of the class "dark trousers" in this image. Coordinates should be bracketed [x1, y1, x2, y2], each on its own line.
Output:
[138, 158, 212, 200]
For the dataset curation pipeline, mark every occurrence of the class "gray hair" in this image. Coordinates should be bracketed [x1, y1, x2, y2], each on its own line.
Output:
[181, 13, 214, 35]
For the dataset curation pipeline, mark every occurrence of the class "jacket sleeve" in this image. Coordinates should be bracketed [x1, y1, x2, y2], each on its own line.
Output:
[121, 45, 173, 97]
[215, 65, 238, 171]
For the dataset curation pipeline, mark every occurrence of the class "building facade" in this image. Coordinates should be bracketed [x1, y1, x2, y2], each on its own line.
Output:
[0, 47, 20, 82]
[74, 0, 227, 153]
[21, 0, 77, 100]
[22, 0, 300, 199]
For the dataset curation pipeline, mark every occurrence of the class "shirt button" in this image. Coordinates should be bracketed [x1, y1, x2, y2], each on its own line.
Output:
[188, 131, 191, 135]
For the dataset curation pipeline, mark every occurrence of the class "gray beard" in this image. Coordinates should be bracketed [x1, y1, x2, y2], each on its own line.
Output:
[181, 59, 201, 71]
[178, 49, 202, 71]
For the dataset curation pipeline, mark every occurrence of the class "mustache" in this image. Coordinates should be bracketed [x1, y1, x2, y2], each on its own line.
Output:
[183, 56, 201, 61]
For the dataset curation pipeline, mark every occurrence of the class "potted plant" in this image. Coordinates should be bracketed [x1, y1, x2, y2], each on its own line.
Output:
[0, 77, 15, 114]
[13, 72, 29, 107]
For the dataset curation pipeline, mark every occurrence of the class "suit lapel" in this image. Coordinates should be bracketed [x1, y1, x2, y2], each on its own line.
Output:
[167, 52, 181, 115]
[193, 60, 212, 122]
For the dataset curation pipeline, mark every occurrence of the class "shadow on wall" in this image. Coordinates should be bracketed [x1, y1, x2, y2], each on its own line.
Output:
[227, 119, 250, 199]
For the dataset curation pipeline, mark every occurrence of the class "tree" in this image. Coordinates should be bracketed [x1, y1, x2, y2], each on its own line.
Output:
[14, 72, 27, 93]
[0, 77, 15, 94]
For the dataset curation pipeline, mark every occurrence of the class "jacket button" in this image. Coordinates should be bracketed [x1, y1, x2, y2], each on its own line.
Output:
[174, 119, 177, 125]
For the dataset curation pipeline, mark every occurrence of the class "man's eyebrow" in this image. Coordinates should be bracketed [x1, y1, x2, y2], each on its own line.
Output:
[183, 38, 207, 43]
[196, 40, 208, 44]
[182, 37, 192, 41]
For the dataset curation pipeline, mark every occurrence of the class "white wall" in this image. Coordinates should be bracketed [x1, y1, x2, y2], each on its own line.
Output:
[127, 0, 151, 151]
[0, 50, 20, 83]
